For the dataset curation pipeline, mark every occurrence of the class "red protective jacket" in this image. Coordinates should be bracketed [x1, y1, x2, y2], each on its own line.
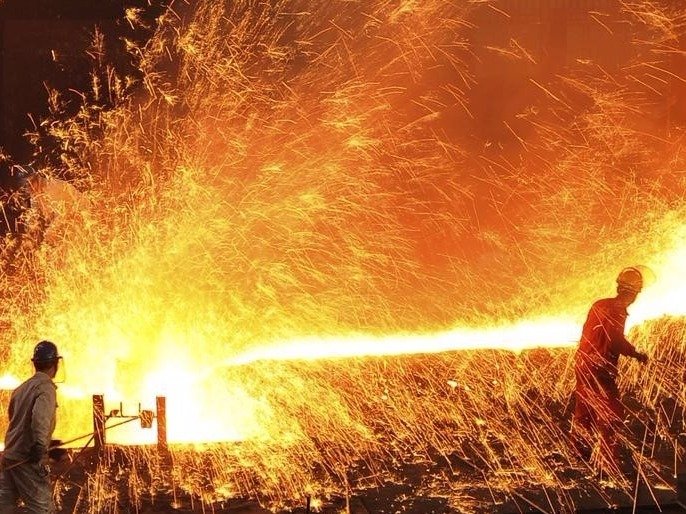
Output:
[575, 297, 639, 391]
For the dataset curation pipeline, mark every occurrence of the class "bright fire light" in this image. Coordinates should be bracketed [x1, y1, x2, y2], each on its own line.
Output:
[0, 0, 685, 509]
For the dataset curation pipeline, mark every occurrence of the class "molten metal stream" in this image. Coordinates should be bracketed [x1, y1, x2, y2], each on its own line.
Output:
[1, 223, 683, 446]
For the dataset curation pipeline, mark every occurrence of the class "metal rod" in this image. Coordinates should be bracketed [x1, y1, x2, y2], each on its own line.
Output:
[92, 394, 105, 457]
[56, 416, 140, 449]
[156, 396, 167, 451]
[4, 396, 152, 475]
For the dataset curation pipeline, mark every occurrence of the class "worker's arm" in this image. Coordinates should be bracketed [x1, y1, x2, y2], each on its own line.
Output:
[607, 315, 648, 363]
[30, 385, 56, 461]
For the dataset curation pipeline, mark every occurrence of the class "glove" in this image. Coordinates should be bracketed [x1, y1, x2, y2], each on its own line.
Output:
[48, 440, 67, 462]
[635, 352, 649, 365]
[28, 443, 46, 464]
[48, 448, 67, 462]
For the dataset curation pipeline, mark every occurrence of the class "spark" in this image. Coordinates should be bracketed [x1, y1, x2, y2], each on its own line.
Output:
[0, 0, 685, 511]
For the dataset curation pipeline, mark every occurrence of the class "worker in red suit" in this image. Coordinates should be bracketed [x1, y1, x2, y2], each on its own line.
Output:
[571, 267, 649, 471]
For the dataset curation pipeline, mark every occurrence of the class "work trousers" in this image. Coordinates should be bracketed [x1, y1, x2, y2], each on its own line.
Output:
[571, 373, 624, 470]
[0, 461, 53, 514]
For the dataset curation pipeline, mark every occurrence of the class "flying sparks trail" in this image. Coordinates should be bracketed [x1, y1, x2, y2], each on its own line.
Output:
[228, 221, 685, 365]
[228, 318, 581, 365]
[0, 0, 685, 511]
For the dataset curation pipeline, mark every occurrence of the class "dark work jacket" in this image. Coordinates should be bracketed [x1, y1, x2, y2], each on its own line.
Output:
[575, 297, 638, 390]
[2, 372, 57, 462]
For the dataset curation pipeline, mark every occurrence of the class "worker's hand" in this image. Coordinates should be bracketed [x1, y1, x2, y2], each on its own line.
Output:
[28, 443, 47, 464]
[635, 351, 649, 365]
[48, 441, 67, 463]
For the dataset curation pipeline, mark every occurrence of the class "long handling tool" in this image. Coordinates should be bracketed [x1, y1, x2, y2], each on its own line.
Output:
[0, 409, 155, 473]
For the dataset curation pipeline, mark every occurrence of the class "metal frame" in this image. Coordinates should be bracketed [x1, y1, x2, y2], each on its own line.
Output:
[92, 394, 167, 456]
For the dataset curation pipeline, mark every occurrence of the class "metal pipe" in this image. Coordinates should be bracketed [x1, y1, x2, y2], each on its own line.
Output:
[156, 396, 168, 452]
[92, 394, 105, 457]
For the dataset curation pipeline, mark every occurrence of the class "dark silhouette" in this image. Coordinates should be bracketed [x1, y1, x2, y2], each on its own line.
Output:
[571, 267, 649, 472]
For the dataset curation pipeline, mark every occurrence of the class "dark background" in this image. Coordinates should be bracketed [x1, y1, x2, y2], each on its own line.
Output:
[0, 0, 683, 234]
[0, 0, 165, 186]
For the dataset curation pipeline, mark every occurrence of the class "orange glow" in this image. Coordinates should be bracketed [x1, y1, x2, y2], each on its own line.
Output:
[78, 222, 686, 444]
[0, 1, 685, 508]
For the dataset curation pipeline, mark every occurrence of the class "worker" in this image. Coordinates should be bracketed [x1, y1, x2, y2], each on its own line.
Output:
[0, 341, 61, 514]
[571, 267, 649, 472]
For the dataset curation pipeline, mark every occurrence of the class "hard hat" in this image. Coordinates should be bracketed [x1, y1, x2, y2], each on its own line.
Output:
[616, 267, 643, 294]
[31, 340, 61, 363]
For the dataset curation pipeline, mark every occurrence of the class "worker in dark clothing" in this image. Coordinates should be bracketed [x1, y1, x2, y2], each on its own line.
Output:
[0, 341, 61, 514]
[571, 267, 649, 471]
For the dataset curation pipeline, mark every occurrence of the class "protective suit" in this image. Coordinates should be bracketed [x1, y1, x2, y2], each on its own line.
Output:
[571, 267, 648, 469]
[0, 343, 59, 514]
